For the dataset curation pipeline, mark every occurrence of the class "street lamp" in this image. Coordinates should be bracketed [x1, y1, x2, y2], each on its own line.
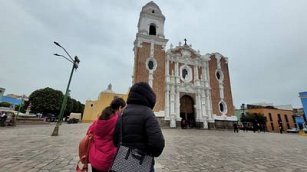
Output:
[51, 41, 80, 136]
[16, 95, 25, 117]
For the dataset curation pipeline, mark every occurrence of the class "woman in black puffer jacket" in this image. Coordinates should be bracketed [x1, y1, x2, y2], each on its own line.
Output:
[113, 82, 165, 172]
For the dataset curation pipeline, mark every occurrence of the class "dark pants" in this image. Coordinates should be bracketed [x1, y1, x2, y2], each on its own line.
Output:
[0, 117, 7, 126]
[150, 165, 155, 172]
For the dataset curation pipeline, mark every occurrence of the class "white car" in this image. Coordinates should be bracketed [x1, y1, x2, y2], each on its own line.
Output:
[286, 128, 299, 133]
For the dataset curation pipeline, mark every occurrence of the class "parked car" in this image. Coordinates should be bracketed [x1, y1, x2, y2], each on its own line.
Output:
[44, 113, 56, 122]
[67, 113, 81, 124]
[286, 128, 299, 133]
[303, 128, 307, 133]
[67, 118, 79, 124]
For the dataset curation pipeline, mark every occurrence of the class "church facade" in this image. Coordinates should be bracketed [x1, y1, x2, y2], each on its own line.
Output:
[132, 2, 236, 129]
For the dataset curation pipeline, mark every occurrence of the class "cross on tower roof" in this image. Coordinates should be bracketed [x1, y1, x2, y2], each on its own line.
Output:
[184, 38, 187, 45]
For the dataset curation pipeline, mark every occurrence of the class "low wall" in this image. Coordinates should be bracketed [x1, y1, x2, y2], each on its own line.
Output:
[17, 118, 49, 125]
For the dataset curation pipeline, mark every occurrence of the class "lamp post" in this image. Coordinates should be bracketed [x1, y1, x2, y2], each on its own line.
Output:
[16, 96, 25, 117]
[51, 41, 80, 136]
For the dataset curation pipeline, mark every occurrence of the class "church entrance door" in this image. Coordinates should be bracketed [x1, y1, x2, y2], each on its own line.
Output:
[180, 95, 195, 128]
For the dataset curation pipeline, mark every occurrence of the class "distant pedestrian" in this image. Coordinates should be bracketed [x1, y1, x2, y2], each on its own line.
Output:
[181, 118, 187, 129]
[253, 123, 257, 133]
[257, 123, 260, 133]
[242, 123, 247, 132]
[279, 126, 283, 134]
[261, 124, 266, 133]
[0, 112, 7, 127]
[233, 123, 239, 133]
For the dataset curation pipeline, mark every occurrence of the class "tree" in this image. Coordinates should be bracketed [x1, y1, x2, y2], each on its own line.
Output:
[71, 98, 78, 112]
[77, 101, 85, 113]
[29, 87, 63, 115]
[241, 112, 267, 125]
[64, 96, 73, 116]
[28, 87, 85, 118]
[0, 102, 11, 107]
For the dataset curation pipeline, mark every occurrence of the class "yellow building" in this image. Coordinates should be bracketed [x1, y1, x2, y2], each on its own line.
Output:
[82, 84, 128, 122]
[247, 104, 295, 133]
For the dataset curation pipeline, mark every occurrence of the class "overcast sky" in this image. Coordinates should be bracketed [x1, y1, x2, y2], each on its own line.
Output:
[1, 0, 307, 108]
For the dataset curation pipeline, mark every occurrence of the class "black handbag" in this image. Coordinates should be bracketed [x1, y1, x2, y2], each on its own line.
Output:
[110, 115, 153, 172]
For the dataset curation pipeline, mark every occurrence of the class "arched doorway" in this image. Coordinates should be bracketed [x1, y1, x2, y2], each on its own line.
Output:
[180, 95, 195, 128]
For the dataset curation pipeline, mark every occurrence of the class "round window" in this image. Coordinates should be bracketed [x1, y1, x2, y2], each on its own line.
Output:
[216, 72, 220, 80]
[219, 103, 224, 112]
[218, 101, 227, 114]
[145, 58, 157, 71]
[148, 60, 154, 70]
[216, 70, 223, 81]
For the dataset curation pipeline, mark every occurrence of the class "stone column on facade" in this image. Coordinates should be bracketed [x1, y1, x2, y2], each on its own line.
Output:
[175, 60, 179, 84]
[164, 56, 170, 120]
[219, 82, 224, 100]
[198, 59, 209, 129]
[174, 60, 180, 121]
[194, 65, 199, 82]
[204, 60, 213, 122]
[203, 115, 208, 129]
[149, 71, 153, 87]
[165, 84, 170, 120]
[170, 82, 176, 128]
[175, 87, 180, 121]
[196, 89, 202, 124]
[150, 42, 154, 57]
[200, 82, 208, 129]
[206, 89, 213, 122]
[148, 42, 155, 87]
[197, 63, 202, 122]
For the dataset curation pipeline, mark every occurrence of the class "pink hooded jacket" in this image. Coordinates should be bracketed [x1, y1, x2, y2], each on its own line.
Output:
[87, 112, 119, 171]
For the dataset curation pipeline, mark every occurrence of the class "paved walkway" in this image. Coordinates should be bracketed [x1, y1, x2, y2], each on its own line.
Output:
[0, 123, 307, 172]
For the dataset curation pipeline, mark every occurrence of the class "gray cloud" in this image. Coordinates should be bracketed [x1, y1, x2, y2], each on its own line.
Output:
[1, 0, 306, 108]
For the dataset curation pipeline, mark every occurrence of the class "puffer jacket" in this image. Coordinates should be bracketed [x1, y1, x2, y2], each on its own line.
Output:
[87, 112, 119, 171]
[113, 82, 165, 157]
[113, 104, 165, 157]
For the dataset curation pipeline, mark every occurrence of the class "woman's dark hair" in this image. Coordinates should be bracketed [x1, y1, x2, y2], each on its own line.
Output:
[110, 98, 126, 111]
[99, 98, 126, 120]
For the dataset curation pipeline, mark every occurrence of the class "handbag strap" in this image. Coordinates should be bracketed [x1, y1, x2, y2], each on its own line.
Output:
[119, 112, 124, 145]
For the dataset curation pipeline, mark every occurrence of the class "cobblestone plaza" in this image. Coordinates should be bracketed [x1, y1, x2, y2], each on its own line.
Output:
[0, 123, 307, 172]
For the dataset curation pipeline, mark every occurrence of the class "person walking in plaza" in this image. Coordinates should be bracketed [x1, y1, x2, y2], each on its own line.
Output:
[233, 123, 239, 133]
[113, 82, 165, 172]
[181, 118, 187, 129]
[279, 125, 283, 134]
[87, 98, 126, 172]
[0, 112, 7, 127]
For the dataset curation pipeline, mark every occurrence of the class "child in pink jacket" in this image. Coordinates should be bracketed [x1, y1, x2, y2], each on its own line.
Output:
[87, 98, 126, 172]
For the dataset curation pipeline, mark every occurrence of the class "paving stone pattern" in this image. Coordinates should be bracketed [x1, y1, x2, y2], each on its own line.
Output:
[0, 124, 307, 172]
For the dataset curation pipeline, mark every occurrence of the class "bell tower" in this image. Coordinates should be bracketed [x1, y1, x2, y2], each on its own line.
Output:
[132, 1, 168, 114]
